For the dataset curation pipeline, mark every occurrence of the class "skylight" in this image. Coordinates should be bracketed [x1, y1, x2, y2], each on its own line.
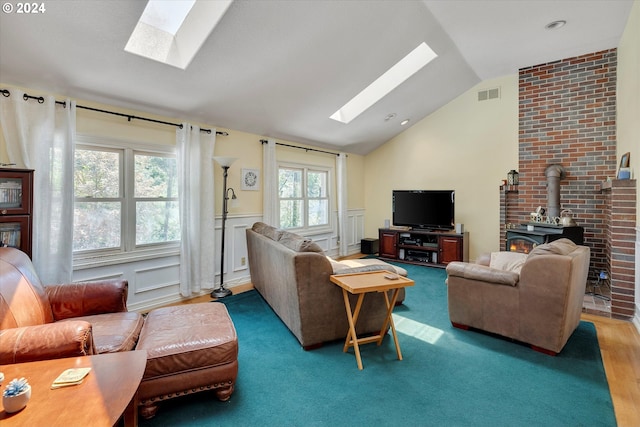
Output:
[330, 42, 438, 124]
[125, 0, 233, 70]
[139, 0, 196, 36]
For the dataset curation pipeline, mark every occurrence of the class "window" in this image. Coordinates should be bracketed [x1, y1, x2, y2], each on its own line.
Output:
[278, 165, 329, 230]
[73, 143, 179, 255]
[73, 147, 122, 251]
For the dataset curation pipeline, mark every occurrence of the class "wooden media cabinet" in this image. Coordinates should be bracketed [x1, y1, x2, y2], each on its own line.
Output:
[378, 228, 468, 268]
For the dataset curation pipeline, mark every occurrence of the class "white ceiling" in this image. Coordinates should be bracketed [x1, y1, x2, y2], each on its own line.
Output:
[0, 0, 633, 155]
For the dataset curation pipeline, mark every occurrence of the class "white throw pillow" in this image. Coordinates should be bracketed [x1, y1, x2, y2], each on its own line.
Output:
[490, 251, 528, 274]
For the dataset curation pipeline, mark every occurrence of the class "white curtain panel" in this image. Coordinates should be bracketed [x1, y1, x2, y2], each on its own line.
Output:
[177, 124, 216, 296]
[336, 153, 348, 257]
[0, 90, 75, 283]
[262, 139, 278, 227]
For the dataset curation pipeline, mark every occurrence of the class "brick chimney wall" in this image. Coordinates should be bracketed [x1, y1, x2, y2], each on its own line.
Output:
[603, 180, 637, 318]
[509, 49, 634, 318]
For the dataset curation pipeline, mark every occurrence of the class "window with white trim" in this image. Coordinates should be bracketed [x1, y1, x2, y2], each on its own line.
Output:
[73, 143, 180, 255]
[278, 164, 330, 230]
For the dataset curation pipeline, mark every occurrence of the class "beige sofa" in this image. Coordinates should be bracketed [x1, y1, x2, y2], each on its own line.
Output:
[445, 238, 590, 355]
[246, 222, 406, 349]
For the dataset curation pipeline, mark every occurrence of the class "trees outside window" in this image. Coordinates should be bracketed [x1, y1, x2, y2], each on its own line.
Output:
[134, 154, 179, 245]
[73, 144, 179, 254]
[73, 147, 122, 251]
[278, 165, 329, 230]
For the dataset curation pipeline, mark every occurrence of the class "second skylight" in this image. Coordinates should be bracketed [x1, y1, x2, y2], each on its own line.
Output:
[330, 42, 438, 124]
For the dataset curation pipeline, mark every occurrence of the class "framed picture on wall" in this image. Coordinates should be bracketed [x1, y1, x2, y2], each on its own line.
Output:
[619, 152, 630, 168]
[241, 168, 260, 191]
[617, 152, 630, 179]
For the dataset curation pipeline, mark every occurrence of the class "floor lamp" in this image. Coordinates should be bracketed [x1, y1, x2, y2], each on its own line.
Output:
[212, 156, 237, 299]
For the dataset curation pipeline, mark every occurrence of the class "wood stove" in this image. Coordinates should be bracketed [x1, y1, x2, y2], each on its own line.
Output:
[506, 225, 584, 254]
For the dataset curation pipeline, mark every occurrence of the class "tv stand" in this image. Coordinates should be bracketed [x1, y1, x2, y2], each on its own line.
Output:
[418, 227, 449, 233]
[378, 228, 469, 268]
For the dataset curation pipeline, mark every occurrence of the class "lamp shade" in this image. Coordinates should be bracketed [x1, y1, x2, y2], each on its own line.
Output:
[507, 170, 519, 185]
[214, 157, 238, 167]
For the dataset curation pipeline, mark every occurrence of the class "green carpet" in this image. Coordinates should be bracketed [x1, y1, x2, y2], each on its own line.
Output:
[140, 264, 615, 427]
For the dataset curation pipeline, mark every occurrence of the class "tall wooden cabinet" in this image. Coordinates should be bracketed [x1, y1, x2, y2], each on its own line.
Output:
[0, 168, 34, 258]
[378, 228, 468, 268]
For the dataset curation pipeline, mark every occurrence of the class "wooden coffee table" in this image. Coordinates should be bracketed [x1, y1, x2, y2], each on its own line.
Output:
[330, 270, 414, 370]
[0, 350, 147, 427]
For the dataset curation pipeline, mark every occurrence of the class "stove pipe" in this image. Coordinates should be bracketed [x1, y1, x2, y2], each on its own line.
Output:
[545, 164, 566, 219]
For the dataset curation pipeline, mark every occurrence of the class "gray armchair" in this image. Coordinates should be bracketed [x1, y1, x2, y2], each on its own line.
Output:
[445, 239, 590, 355]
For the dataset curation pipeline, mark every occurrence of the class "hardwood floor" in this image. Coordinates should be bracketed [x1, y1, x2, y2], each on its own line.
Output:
[178, 278, 640, 426]
[582, 313, 640, 427]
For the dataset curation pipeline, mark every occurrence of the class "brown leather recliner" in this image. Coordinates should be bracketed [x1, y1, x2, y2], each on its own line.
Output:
[445, 238, 590, 355]
[0, 247, 144, 364]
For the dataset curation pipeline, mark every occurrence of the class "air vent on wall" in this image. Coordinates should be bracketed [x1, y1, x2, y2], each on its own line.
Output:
[478, 87, 500, 101]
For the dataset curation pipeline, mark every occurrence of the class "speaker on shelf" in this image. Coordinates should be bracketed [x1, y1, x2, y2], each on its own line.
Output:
[384, 219, 390, 228]
[455, 223, 464, 234]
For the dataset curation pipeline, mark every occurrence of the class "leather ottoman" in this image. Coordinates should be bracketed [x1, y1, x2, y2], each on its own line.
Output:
[135, 302, 238, 419]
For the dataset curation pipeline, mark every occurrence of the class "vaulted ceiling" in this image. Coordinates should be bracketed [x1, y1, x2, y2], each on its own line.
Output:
[0, 0, 633, 154]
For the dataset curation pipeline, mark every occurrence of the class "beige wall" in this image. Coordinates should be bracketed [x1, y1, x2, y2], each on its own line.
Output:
[347, 154, 365, 209]
[77, 104, 177, 146]
[364, 75, 519, 260]
[617, 0, 640, 220]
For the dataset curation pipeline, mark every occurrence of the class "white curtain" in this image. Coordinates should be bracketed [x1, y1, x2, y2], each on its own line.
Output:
[336, 153, 348, 257]
[176, 124, 216, 296]
[262, 139, 278, 227]
[0, 90, 75, 283]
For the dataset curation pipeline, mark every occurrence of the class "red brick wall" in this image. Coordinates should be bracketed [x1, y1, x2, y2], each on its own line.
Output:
[603, 180, 637, 318]
[506, 49, 636, 318]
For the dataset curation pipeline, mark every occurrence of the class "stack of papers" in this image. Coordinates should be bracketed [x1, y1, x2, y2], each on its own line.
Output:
[51, 367, 91, 389]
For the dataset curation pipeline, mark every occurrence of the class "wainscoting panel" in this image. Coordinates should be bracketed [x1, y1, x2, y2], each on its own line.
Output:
[217, 215, 259, 289]
[348, 209, 366, 255]
[330, 235, 339, 252]
[72, 252, 182, 312]
[232, 221, 251, 273]
[73, 272, 124, 282]
[347, 214, 357, 246]
[71, 211, 374, 312]
[134, 262, 180, 294]
[354, 213, 366, 242]
[313, 236, 331, 252]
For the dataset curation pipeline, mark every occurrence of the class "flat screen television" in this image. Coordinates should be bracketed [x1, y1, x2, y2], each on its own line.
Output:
[392, 190, 455, 230]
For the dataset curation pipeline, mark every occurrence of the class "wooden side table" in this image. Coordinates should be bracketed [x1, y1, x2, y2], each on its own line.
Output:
[330, 270, 414, 370]
[0, 350, 147, 427]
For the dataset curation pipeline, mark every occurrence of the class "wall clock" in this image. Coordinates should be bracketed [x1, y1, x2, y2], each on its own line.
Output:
[241, 168, 260, 191]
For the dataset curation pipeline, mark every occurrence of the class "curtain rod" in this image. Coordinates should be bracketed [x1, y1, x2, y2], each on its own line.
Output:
[0, 89, 229, 136]
[260, 139, 340, 156]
